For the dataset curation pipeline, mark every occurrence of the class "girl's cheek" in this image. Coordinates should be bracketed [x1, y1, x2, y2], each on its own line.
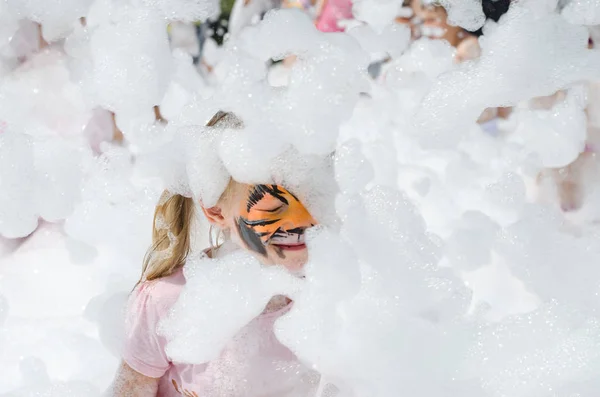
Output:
[228, 224, 274, 264]
[228, 224, 244, 249]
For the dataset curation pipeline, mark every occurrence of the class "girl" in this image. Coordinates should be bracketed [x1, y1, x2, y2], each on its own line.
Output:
[110, 111, 320, 396]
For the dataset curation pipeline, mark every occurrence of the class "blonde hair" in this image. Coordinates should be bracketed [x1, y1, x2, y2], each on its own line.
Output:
[140, 111, 242, 282]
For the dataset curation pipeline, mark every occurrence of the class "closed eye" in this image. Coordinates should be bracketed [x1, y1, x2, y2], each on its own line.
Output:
[255, 205, 284, 213]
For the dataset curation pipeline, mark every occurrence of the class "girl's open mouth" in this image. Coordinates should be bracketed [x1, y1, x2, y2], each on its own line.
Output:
[272, 243, 307, 251]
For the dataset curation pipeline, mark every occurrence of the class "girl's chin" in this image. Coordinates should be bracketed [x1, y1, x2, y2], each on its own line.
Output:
[269, 247, 308, 272]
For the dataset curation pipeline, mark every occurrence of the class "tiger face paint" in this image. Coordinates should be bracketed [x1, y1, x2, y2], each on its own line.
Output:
[235, 185, 316, 260]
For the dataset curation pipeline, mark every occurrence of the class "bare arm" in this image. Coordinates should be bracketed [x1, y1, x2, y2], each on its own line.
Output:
[108, 361, 159, 397]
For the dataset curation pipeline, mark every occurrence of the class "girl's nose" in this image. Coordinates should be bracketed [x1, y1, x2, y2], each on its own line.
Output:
[279, 213, 316, 232]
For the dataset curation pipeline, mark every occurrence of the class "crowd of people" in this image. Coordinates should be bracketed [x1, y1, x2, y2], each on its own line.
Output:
[2, 1, 596, 225]
[164, 0, 597, 212]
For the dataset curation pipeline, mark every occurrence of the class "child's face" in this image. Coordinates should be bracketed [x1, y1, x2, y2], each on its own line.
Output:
[219, 184, 317, 272]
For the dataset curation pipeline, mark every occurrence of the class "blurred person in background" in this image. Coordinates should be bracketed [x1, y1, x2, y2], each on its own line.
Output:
[397, 0, 511, 125]
[410, 0, 509, 62]
[168, 0, 241, 74]
[313, 0, 353, 33]
[279, 0, 352, 67]
[537, 28, 600, 212]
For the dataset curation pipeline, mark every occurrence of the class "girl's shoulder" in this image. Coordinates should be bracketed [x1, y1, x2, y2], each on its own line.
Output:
[132, 268, 186, 317]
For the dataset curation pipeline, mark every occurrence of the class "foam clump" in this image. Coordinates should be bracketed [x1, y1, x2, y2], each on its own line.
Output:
[181, 123, 237, 207]
[381, 37, 455, 114]
[86, 8, 174, 117]
[0, 19, 41, 64]
[276, 185, 475, 395]
[0, 222, 131, 394]
[4, 0, 94, 41]
[0, 47, 104, 238]
[135, 0, 220, 22]
[272, 120, 474, 393]
[462, 303, 600, 397]
[162, 249, 301, 364]
[179, 9, 370, 207]
[64, 146, 159, 265]
[495, 205, 600, 312]
[346, 23, 411, 61]
[159, 50, 210, 119]
[509, 86, 588, 168]
[207, 10, 369, 169]
[351, 0, 405, 33]
[439, 0, 486, 31]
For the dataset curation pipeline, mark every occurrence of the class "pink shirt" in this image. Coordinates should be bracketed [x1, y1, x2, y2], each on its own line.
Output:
[123, 268, 319, 397]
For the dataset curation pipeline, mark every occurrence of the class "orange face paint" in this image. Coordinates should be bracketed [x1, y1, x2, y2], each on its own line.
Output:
[235, 185, 316, 256]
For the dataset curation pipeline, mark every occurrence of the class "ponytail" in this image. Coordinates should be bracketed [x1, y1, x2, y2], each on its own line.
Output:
[141, 191, 195, 282]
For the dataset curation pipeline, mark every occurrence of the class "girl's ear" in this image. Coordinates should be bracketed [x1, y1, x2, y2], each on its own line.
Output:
[201, 206, 228, 228]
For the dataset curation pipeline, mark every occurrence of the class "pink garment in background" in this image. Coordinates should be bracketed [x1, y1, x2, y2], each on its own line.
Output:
[315, 0, 353, 32]
[123, 268, 319, 397]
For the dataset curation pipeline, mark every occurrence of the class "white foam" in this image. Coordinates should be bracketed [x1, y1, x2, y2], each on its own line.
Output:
[414, 1, 600, 149]
[162, 249, 301, 363]
[562, 0, 600, 25]
[351, 0, 404, 34]
[439, 0, 485, 31]
[86, 8, 174, 116]
[509, 86, 588, 168]
[136, 0, 220, 22]
[1, 1, 600, 395]
[0, 294, 8, 326]
[4, 0, 95, 42]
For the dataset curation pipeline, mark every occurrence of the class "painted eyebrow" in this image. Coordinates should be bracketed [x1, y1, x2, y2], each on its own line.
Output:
[247, 185, 268, 212]
[246, 185, 289, 212]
